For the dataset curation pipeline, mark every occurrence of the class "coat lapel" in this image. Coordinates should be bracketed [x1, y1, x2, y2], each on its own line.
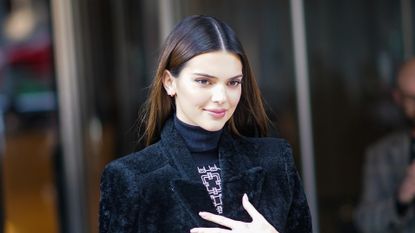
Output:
[160, 119, 266, 225]
[218, 129, 265, 221]
[160, 119, 214, 226]
[170, 179, 218, 227]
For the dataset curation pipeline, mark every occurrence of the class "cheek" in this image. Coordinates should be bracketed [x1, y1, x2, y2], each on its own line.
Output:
[229, 89, 242, 106]
[181, 88, 210, 107]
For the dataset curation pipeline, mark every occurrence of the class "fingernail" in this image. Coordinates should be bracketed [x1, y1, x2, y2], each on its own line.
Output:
[199, 211, 207, 217]
[243, 193, 248, 200]
[190, 229, 197, 233]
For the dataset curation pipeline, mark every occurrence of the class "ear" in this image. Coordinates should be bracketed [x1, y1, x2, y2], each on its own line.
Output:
[162, 70, 177, 97]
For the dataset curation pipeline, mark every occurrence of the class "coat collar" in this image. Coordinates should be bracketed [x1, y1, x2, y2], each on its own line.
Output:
[159, 118, 266, 226]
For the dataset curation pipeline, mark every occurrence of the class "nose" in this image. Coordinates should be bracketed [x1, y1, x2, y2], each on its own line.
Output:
[211, 85, 227, 104]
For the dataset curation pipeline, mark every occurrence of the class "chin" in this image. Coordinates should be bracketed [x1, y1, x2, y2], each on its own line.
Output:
[200, 122, 226, 132]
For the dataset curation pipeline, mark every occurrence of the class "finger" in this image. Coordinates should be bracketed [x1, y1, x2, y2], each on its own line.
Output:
[242, 193, 264, 221]
[198, 212, 241, 229]
[190, 227, 231, 233]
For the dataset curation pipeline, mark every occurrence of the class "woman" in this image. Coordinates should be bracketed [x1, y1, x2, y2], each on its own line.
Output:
[99, 15, 312, 233]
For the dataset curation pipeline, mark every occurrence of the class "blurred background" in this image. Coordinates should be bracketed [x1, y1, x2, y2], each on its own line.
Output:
[0, 0, 413, 232]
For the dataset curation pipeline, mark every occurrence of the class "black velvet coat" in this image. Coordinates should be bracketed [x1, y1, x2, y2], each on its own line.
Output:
[99, 119, 312, 233]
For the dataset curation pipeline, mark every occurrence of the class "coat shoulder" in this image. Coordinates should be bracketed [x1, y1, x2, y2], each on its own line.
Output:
[368, 130, 408, 151]
[102, 142, 168, 178]
[366, 130, 408, 161]
[237, 136, 292, 154]
[246, 136, 291, 149]
[234, 136, 294, 164]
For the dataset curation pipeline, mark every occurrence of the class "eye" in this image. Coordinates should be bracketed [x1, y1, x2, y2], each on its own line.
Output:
[195, 79, 211, 85]
[228, 80, 241, 87]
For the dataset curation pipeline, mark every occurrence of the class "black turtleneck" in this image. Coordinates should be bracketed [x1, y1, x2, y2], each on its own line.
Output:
[174, 115, 224, 214]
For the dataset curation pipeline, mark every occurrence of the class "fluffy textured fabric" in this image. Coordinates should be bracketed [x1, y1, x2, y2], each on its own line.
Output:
[99, 118, 312, 233]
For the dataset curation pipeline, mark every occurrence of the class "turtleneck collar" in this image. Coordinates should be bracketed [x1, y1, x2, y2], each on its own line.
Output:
[174, 114, 223, 152]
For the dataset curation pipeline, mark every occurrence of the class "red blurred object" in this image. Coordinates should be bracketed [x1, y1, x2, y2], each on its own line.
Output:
[7, 40, 52, 76]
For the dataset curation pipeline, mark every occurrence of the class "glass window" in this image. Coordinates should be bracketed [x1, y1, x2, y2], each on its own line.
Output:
[305, 0, 405, 232]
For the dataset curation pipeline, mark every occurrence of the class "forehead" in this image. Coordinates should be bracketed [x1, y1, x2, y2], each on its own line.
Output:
[182, 51, 243, 78]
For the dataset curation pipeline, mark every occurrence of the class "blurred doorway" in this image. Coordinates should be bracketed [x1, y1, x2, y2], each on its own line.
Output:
[0, 0, 59, 232]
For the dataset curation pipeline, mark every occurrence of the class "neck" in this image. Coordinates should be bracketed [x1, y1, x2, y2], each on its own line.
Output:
[174, 115, 223, 152]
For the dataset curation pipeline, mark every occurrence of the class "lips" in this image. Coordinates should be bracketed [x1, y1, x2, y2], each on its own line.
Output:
[204, 109, 227, 118]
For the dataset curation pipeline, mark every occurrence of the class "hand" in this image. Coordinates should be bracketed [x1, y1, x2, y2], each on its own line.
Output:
[398, 162, 415, 204]
[190, 194, 279, 233]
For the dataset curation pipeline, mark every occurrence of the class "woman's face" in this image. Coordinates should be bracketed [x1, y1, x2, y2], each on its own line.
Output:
[164, 51, 243, 131]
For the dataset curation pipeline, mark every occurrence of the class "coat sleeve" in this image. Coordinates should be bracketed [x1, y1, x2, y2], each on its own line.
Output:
[99, 162, 142, 233]
[285, 145, 313, 233]
[354, 147, 413, 233]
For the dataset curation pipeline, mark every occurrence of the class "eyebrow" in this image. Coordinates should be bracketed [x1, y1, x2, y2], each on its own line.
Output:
[192, 73, 243, 80]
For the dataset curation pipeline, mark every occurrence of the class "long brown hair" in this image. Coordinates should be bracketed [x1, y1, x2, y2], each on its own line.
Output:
[139, 15, 270, 146]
